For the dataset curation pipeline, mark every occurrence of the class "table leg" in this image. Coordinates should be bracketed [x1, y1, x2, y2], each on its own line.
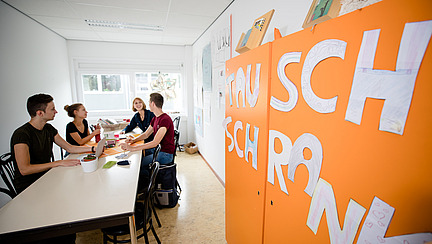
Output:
[129, 215, 138, 244]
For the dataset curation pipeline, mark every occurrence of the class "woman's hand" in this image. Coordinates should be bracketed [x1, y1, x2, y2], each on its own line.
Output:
[92, 128, 101, 135]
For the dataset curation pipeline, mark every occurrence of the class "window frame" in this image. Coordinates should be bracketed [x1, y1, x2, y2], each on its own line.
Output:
[73, 59, 185, 122]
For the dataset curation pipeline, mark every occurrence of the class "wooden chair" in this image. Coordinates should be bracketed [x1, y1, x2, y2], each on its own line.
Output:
[0, 152, 17, 199]
[102, 162, 161, 244]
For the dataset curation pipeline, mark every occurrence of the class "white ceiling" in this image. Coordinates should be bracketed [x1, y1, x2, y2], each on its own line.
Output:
[3, 0, 234, 45]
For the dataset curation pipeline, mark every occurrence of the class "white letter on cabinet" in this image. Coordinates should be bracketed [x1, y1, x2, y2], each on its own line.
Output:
[270, 52, 301, 112]
[345, 20, 432, 135]
[235, 68, 246, 108]
[307, 178, 366, 244]
[234, 120, 244, 158]
[245, 123, 259, 170]
[288, 133, 323, 197]
[268, 130, 292, 195]
[302, 39, 346, 114]
[246, 64, 260, 108]
[222, 116, 234, 152]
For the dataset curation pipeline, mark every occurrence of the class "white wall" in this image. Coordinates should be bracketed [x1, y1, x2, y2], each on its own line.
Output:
[0, 1, 72, 207]
[0, 2, 72, 157]
[191, 0, 314, 184]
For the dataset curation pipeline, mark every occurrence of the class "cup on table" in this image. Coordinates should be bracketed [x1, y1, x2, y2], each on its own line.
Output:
[81, 157, 98, 173]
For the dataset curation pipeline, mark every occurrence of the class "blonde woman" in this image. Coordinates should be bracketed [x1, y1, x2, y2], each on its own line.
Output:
[64, 103, 100, 146]
[121, 97, 155, 139]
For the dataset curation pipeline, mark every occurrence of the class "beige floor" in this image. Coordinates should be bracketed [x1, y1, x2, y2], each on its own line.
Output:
[76, 151, 226, 244]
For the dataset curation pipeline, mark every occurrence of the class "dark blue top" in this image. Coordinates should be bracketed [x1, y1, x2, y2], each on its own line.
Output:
[123, 109, 155, 143]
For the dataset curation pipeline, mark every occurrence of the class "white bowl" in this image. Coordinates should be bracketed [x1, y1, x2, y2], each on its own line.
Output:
[80, 158, 98, 173]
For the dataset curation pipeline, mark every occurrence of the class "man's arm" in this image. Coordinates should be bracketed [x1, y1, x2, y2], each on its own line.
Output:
[121, 127, 166, 152]
[14, 143, 80, 176]
[54, 134, 92, 154]
[127, 125, 154, 143]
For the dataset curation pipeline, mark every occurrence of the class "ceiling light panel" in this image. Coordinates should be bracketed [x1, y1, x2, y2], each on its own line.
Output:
[85, 19, 164, 31]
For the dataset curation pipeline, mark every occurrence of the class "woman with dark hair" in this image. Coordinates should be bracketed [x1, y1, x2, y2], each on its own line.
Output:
[64, 103, 100, 146]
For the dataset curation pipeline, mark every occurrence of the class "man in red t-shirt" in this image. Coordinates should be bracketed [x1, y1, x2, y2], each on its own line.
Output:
[120, 93, 175, 179]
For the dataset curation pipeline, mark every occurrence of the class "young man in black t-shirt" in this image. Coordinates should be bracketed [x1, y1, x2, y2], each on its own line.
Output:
[11, 94, 93, 194]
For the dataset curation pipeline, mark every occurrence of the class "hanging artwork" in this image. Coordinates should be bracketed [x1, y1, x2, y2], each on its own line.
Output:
[302, 0, 341, 28]
[235, 9, 275, 54]
[202, 43, 213, 91]
[151, 72, 177, 99]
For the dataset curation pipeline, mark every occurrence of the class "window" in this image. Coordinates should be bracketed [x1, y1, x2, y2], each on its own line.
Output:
[77, 69, 184, 115]
[81, 74, 129, 111]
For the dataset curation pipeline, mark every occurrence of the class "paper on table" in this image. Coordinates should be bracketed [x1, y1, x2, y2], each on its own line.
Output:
[103, 161, 116, 169]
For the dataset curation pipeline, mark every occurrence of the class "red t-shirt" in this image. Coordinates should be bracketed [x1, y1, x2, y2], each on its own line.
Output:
[150, 113, 175, 154]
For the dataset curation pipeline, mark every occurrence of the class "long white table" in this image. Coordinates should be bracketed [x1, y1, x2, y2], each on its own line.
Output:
[0, 150, 141, 243]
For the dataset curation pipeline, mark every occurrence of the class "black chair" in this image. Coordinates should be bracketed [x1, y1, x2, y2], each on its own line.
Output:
[172, 116, 180, 131]
[0, 153, 17, 199]
[172, 116, 181, 152]
[149, 145, 162, 227]
[173, 129, 180, 156]
[102, 162, 161, 244]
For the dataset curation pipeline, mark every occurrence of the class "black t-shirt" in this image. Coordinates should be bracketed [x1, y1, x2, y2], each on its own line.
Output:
[66, 119, 89, 146]
[10, 122, 58, 193]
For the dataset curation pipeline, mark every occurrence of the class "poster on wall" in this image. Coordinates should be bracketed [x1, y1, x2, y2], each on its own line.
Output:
[214, 65, 226, 109]
[212, 25, 231, 65]
[203, 91, 212, 124]
[194, 55, 203, 108]
[202, 43, 213, 92]
[194, 107, 203, 137]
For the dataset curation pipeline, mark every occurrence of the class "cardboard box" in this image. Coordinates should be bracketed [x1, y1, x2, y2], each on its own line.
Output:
[184, 142, 198, 154]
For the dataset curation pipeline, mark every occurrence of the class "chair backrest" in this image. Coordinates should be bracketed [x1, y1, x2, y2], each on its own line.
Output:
[172, 116, 180, 131]
[151, 144, 161, 165]
[0, 153, 17, 198]
[173, 130, 180, 158]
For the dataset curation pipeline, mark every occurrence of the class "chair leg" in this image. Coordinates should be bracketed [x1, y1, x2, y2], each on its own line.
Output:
[151, 225, 161, 244]
[144, 229, 150, 244]
[103, 234, 108, 244]
[152, 203, 162, 227]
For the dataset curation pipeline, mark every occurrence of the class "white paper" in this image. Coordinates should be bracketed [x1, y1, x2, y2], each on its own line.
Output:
[301, 39, 346, 113]
[287, 133, 323, 197]
[246, 64, 260, 108]
[307, 178, 366, 244]
[222, 116, 234, 152]
[268, 130, 293, 195]
[244, 123, 259, 170]
[357, 197, 432, 244]
[270, 52, 301, 112]
[345, 20, 432, 135]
